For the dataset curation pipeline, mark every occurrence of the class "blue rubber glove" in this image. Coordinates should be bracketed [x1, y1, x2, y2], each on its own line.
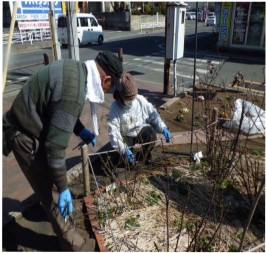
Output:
[124, 148, 135, 166]
[79, 128, 96, 147]
[58, 188, 73, 218]
[163, 128, 171, 143]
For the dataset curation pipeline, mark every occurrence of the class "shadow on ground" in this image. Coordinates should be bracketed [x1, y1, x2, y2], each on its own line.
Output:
[2, 201, 62, 251]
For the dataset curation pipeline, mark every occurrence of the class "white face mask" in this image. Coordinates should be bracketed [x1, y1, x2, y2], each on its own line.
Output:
[124, 100, 134, 109]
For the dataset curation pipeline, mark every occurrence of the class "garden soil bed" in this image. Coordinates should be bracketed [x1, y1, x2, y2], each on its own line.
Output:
[158, 86, 265, 134]
[77, 87, 265, 252]
[84, 161, 265, 252]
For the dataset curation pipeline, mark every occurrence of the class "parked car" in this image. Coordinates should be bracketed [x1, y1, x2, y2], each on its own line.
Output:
[205, 15, 216, 26]
[57, 13, 104, 48]
[186, 12, 196, 20]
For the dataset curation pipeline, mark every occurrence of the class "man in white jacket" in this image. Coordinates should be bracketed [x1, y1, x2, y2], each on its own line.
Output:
[107, 73, 171, 165]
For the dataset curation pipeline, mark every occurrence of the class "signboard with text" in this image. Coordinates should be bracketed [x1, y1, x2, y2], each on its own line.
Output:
[18, 21, 50, 30]
[219, 2, 232, 42]
[9, 1, 62, 20]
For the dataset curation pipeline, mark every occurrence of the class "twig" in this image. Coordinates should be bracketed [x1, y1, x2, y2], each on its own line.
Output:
[238, 179, 265, 251]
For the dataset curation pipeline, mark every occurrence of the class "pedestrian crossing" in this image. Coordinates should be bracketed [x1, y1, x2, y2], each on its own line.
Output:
[6, 56, 225, 92]
[124, 56, 225, 86]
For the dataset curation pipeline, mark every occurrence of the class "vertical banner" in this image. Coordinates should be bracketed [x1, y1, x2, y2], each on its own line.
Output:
[219, 2, 232, 42]
[61, 2, 80, 14]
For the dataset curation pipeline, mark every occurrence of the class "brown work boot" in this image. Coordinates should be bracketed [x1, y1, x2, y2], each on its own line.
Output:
[79, 238, 96, 252]
[58, 233, 95, 251]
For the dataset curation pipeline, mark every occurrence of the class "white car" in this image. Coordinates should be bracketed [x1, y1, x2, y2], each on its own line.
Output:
[186, 12, 196, 20]
[205, 15, 216, 26]
[57, 13, 104, 48]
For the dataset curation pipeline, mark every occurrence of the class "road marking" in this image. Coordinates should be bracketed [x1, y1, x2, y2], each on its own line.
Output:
[125, 56, 222, 82]
[6, 76, 29, 84]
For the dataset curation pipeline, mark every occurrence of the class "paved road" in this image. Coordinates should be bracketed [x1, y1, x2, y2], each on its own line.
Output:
[5, 26, 264, 95]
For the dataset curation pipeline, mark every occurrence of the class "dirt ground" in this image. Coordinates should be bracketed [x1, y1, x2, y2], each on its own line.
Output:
[158, 85, 265, 134]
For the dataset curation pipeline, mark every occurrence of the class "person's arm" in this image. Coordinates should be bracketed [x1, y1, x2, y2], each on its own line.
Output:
[73, 119, 96, 147]
[140, 95, 167, 132]
[73, 118, 85, 136]
[108, 109, 136, 165]
[141, 95, 171, 142]
[45, 101, 80, 192]
[107, 104, 127, 153]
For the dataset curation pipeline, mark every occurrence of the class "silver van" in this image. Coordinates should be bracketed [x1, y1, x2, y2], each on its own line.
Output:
[57, 13, 104, 47]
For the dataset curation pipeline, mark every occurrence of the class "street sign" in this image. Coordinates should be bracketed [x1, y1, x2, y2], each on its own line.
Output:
[9, 1, 62, 20]
[18, 21, 50, 30]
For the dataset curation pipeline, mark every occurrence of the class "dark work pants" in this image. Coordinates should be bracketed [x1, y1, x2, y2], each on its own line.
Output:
[123, 125, 157, 160]
[12, 132, 92, 251]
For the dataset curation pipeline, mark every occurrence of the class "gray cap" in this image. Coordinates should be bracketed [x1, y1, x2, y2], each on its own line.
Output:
[95, 51, 123, 85]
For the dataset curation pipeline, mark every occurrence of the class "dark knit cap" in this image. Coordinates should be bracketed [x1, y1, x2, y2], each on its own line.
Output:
[95, 51, 123, 85]
[120, 73, 138, 100]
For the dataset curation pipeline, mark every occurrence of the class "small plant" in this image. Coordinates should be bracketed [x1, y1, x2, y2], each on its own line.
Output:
[251, 149, 262, 157]
[97, 208, 115, 226]
[221, 102, 230, 109]
[235, 230, 243, 239]
[184, 220, 196, 233]
[228, 244, 238, 252]
[180, 107, 189, 114]
[192, 162, 203, 171]
[197, 236, 213, 251]
[146, 190, 161, 206]
[175, 114, 184, 122]
[172, 169, 181, 179]
[193, 120, 200, 127]
[172, 217, 195, 232]
[124, 215, 140, 230]
[226, 95, 236, 102]
[140, 177, 150, 185]
[219, 111, 229, 118]
[219, 179, 229, 189]
[98, 211, 107, 226]
[172, 217, 181, 228]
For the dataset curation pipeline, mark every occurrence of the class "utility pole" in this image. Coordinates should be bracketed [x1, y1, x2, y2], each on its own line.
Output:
[49, 2, 61, 60]
[3, 2, 18, 93]
[163, 3, 170, 95]
[67, 2, 79, 61]
[101, 2, 105, 12]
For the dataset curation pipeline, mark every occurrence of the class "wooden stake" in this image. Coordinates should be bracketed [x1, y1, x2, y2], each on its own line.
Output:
[208, 107, 218, 154]
[81, 144, 90, 196]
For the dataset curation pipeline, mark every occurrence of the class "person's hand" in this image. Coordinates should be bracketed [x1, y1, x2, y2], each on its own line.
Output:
[163, 128, 171, 143]
[124, 148, 135, 166]
[58, 188, 73, 218]
[79, 128, 96, 147]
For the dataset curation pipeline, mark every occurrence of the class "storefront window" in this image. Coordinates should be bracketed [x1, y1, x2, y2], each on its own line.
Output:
[246, 2, 265, 46]
[232, 2, 249, 45]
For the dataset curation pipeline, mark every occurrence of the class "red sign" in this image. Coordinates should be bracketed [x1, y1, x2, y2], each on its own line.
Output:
[18, 21, 50, 30]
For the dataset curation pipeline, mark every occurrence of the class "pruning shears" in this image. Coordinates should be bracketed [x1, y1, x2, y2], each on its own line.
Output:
[72, 131, 96, 150]
[64, 201, 71, 223]
[72, 141, 85, 150]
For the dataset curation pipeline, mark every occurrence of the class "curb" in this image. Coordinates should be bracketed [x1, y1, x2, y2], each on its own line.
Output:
[5, 40, 52, 53]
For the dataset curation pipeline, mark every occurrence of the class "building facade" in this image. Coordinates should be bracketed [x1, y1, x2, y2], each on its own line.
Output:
[216, 2, 265, 51]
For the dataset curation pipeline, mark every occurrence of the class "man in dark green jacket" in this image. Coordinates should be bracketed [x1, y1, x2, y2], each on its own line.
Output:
[3, 51, 123, 251]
